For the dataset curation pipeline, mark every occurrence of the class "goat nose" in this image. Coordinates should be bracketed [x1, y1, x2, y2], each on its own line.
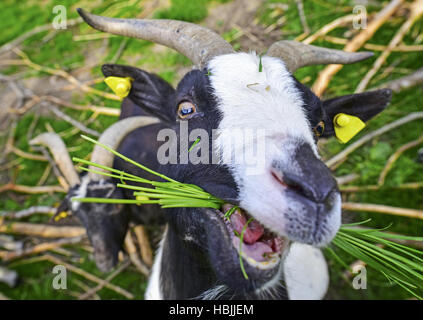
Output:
[281, 171, 337, 204]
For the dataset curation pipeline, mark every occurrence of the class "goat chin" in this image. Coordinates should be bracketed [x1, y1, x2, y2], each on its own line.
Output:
[283, 242, 329, 300]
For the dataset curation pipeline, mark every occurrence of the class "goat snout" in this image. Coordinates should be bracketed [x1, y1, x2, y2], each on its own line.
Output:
[272, 142, 338, 204]
[270, 142, 341, 246]
[276, 170, 337, 205]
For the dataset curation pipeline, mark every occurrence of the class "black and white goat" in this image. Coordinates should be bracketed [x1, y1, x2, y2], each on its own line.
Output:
[41, 8, 393, 299]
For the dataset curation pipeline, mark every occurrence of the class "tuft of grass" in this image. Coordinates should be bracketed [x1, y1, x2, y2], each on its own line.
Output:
[327, 220, 423, 299]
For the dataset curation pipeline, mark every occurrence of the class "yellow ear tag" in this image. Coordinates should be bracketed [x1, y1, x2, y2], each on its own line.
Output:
[334, 113, 366, 143]
[135, 195, 149, 206]
[54, 211, 68, 222]
[104, 76, 132, 98]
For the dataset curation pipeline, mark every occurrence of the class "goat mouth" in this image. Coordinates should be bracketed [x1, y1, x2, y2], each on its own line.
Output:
[216, 204, 288, 270]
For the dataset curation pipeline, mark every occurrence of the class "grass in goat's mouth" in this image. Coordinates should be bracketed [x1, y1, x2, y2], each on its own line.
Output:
[72, 135, 423, 298]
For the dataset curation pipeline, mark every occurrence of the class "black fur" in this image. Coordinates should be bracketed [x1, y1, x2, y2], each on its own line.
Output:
[68, 63, 391, 299]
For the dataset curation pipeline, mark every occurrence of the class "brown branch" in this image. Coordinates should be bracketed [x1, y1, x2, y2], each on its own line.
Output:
[10, 146, 48, 161]
[295, 0, 310, 35]
[11, 48, 120, 101]
[356, 0, 423, 92]
[378, 134, 423, 186]
[35, 146, 69, 191]
[0, 18, 82, 54]
[321, 35, 423, 52]
[48, 105, 100, 137]
[44, 95, 120, 116]
[124, 231, 150, 277]
[325, 111, 423, 168]
[0, 266, 18, 287]
[78, 259, 131, 300]
[36, 163, 52, 186]
[0, 236, 84, 262]
[133, 225, 153, 267]
[10, 94, 120, 117]
[303, 15, 355, 44]
[341, 181, 423, 192]
[374, 67, 423, 92]
[0, 221, 85, 238]
[41, 254, 134, 299]
[0, 183, 66, 194]
[0, 235, 23, 251]
[311, 0, 404, 96]
[335, 173, 359, 185]
[73, 279, 101, 300]
[1, 206, 56, 219]
[342, 202, 423, 220]
[0, 292, 10, 300]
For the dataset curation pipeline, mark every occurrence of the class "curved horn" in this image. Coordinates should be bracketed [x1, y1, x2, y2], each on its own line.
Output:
[267, 40, 373, 73]
[89, 116, 160, 180]
[30, 133, 81, 187]
[77, 8, 234, 69]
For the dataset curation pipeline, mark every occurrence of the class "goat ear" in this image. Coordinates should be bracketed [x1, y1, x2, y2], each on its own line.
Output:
[102, 64, 176, 122]
[321, 89, 392, 137]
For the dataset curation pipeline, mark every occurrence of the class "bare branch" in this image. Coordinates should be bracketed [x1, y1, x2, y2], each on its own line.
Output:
[356, 0, 423, 93]
[312, 0, 404, 96]
[378, 134, 423, 186]
[342, 202, 423, 220]
[0, 221, 85, 238]
[374, 67, 423, 92]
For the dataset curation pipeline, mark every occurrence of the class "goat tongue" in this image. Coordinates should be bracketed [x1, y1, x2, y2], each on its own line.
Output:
[230, 211, 264, 244]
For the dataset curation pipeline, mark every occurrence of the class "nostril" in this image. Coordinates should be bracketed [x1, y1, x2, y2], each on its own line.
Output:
[271, 171, 309, 196]
[271, 171, 288, 188]
[282, 172, 315, 199]
[273, 170, 337, 203]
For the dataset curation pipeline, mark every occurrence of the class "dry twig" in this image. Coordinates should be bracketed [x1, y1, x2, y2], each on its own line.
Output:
[133, 225, 153, 267]
[0, 18, 82, 54]
[1, 206, 56, 219]
[11, 48, 120, 101]
[321, 35, 423, 52]
[312, 0, 404, 96]
[0, 221, 85, 238]
[0, 183, 66, 194]
[374, 67, 423, 92]
[341, 181, 423, 192]
[41, 254, 134, 299]
[355, 0, 423, 92]
[342, 202, 423, 220]
[0, 236, 83, 262]
[303, 15, 355, 45]
[378, 134, 423, 186]
[124, 231, 150, 277]
[78, 259, 131, 300]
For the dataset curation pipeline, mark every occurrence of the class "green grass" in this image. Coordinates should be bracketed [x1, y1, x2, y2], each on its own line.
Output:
[1, 0, 422, 299]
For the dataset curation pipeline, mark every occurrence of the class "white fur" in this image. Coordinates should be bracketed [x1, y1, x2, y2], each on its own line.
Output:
[196, 285, 229, 300]
[209, 53, 321, 239]
[145, 226, 168, 300]
[283, 243, 329, 300]
[71, 175, 90, 211]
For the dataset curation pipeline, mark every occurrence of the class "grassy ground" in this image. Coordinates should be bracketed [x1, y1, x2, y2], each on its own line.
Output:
[0, 0, 422, 299]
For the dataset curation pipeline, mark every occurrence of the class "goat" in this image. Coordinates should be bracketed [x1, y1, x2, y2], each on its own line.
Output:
[36, 8, 393, 300]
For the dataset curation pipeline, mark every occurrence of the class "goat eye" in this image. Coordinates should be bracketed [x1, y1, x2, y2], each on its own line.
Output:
[313, 121, 325, 137]
[177, 101, 197, 119]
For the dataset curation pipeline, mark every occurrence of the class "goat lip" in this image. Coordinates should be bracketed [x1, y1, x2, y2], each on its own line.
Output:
[218, 204, 287, 269]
